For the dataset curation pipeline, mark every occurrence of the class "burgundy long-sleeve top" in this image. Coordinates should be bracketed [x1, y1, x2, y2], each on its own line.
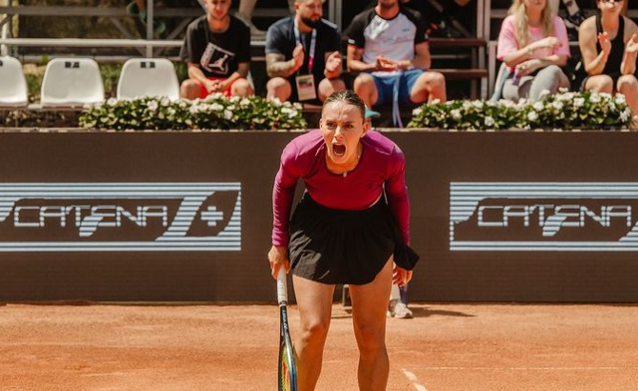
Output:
[272, 129, 410, 246]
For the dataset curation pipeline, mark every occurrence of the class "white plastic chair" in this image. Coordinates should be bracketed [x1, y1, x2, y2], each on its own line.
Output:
[117, 58, 180, 100]
[0, 56, 28, 108]
[41, 58, 104, 108]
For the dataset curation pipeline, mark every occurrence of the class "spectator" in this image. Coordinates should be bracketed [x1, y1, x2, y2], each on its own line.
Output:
[179, 0, 253, 99]
[265, 0, 345, 104]
[236, 0, 298, 36]
[346, 0, 446, 128]
[550, 0, 588, 39]
[126, 0, 166, 36]
[401, 0, 473, 38]
[497, 0, 571, 102]
[579, 0, 638, 123]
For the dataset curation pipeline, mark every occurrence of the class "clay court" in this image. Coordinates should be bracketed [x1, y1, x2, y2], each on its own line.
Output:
[0, 302, 636, 391]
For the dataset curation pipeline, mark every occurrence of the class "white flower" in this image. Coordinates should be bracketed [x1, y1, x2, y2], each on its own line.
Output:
[620, 108, 631, 122]
[451, 109, 462, 120]
[161, 98, 170, 106]
[485, 100, 497, 107]
[484, 116, 495, 127]
[589, 93, 601, 103]
[189, 105, 199, 114]
[499, 99, 514, 108]
[600, 92, 612, 100]
[147, 101, 158, 111]
[230, 96, 240, 103]
[573, 98, 585, 108]
[287, 109, 298, 118]
[107, 97, 118, 106]
[462, 101, 472, 109]
[210, 103, 224, 111]
[552, 101, 564, 111]
[527, 111, 539, 121]
[412, 108, 422, 116]
[538, 89, 551, 99]
[431, 99, 441, 105]
[607, 101, 617, 111]
[240, 98, 251, 107]
[271, 97, 282, 105]
[556, 91, 573, 101]
[472, 100, 483, 109]
[615, 93, 626, 104]
[223, 110, 233, 120]
[179, 101, 188, 108]
[533, 102, 544, 111]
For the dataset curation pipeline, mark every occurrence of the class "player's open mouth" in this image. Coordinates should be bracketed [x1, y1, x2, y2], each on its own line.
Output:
[333, 144, 346, 157]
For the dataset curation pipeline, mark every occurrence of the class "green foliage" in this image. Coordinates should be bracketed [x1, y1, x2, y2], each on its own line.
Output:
[408, 90, 634, 131]
[79, 95, 307, 131]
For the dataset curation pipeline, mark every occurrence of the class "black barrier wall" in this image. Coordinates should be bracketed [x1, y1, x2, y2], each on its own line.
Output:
[0, 130, 637, 302]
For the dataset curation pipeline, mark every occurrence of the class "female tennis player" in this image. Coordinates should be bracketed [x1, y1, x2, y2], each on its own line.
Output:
[269, 90, 418, 391]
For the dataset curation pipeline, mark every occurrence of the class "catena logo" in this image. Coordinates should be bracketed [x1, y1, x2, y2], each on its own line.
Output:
[450, 182, 638, 251]
[0, 183, 241, 252]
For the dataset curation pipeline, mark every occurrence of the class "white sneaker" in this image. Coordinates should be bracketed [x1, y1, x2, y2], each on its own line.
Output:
[390, 301, 413, 319]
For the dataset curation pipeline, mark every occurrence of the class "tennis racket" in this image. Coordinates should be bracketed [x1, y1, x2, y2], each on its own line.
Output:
[277, 268, 298, 391]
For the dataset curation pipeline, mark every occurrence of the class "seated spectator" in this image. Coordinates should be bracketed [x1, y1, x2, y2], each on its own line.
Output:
[180, 0, 253, 99]
[126, 0, 166, 36]
[265, 0, 345, 104]
[346, 0, 446, 128]
[579, 0, 638, 122]
[497, 0, 571, 102]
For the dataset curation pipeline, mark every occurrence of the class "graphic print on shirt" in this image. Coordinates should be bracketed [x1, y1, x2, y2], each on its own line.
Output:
[200, 42, 235, 75]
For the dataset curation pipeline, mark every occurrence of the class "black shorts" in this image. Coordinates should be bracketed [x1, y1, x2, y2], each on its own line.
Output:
[288, 193, 419, 285]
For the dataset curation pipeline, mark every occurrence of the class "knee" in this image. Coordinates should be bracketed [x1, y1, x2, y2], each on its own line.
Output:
[180, 79, 200, 100]
[231, 78, 253, 97]
[266, 77, 291, 101]
[540, 64, 562, 77]
[299, 320, 330, 347]
[424, 71, 446, 89]
[354, 74, 375, 92]
[617, 75, 638, 94]
[355, 324, 386, 356]
[318, 78, 345, 102]
[588, 75, 614, 93]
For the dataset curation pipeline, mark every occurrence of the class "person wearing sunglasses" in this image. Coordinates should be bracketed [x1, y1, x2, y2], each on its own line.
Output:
[579, 0, 638, 125]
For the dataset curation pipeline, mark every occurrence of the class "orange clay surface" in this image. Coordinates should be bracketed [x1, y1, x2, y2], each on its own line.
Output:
[0, 303, 637, 391]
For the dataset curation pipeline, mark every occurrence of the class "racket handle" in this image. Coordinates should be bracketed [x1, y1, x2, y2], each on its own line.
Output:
[277, 268, 288, 303]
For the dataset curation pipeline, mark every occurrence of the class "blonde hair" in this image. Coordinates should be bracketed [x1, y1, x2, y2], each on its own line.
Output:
[508, 0, 555, 48]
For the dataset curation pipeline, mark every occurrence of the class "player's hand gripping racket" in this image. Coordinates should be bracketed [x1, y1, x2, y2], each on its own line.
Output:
[277, 268, 298, 391]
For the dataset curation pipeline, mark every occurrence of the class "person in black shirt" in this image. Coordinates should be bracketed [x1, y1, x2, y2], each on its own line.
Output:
[579, 0, 638, 123]
[265, 0, 345, 104]
[180, 0, 253, 99]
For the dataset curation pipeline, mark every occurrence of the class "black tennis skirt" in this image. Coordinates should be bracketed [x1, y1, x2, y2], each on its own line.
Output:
[288, 193, 419, 285]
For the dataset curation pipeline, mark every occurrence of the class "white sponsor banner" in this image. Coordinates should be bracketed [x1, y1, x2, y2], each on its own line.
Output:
[0, 183, 241, 252]
[450, 182, 638, 251]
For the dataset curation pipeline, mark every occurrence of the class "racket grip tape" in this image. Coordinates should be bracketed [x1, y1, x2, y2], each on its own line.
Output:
[277, 268, 288, 303]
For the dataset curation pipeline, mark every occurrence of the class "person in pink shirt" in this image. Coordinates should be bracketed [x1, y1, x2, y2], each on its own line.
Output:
[268, 90, 418, 391]
[497, 0, 571, 101]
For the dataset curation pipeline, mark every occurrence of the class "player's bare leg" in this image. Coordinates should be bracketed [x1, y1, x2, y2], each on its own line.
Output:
[292, 276, 335, 391]
[349, 258, 393, 391]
